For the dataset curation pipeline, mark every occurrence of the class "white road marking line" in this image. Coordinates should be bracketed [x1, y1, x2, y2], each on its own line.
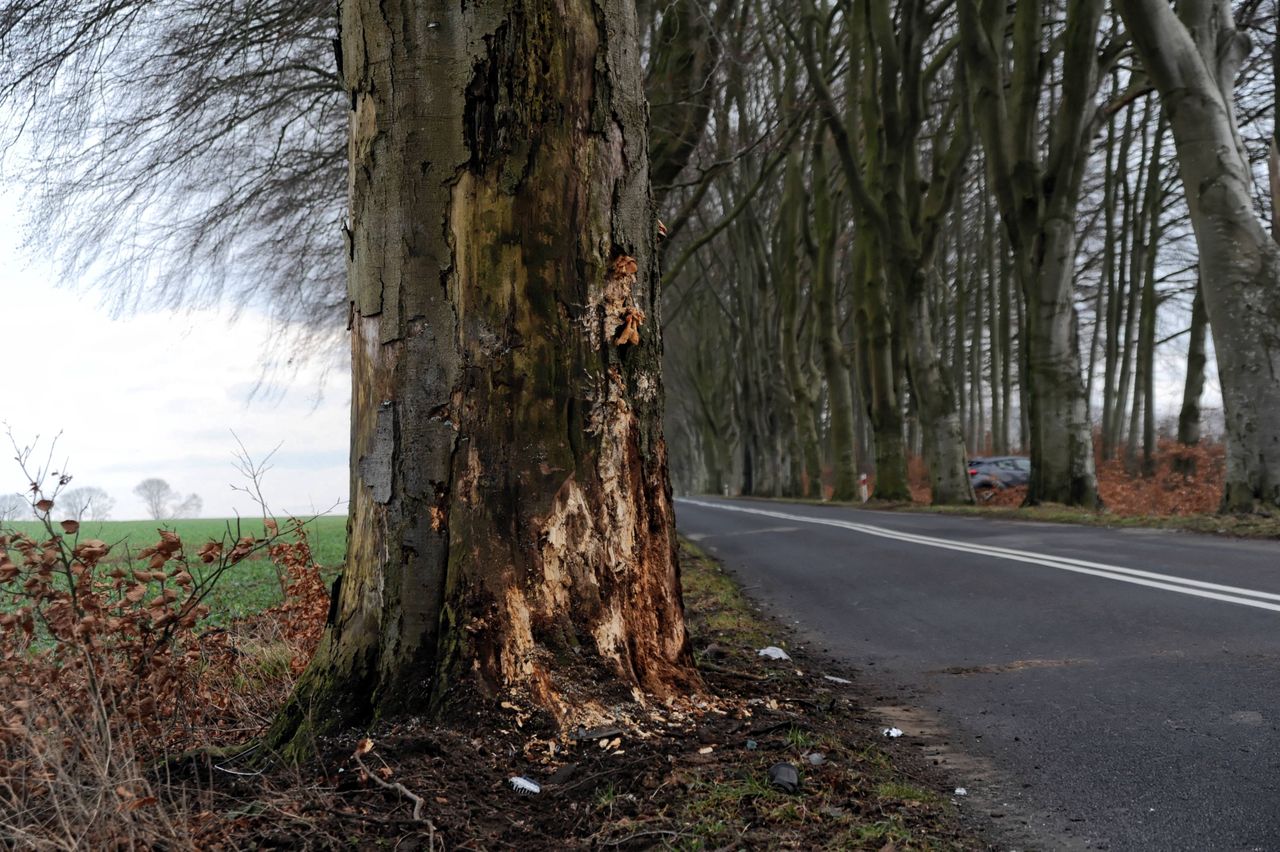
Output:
[678, 499, 1280, 614]
[715, 525, 801, 538]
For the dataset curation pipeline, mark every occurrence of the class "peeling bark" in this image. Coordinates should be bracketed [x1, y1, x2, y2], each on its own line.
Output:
[271, 0, 698, 750]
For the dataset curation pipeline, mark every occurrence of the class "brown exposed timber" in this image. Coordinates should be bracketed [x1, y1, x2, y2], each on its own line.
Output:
[270, 0, 699, 752]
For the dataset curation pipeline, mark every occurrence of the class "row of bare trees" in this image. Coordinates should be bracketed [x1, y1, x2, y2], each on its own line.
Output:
[659, 0, 1280, 512]
[0, 484, 201, 521]
[5, 2, 1277, 517]
[5, 1, 1277, 512]
[4, 0, 1280, 734]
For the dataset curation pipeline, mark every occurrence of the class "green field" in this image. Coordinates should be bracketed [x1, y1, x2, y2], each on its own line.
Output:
[2, 515, 347, 623]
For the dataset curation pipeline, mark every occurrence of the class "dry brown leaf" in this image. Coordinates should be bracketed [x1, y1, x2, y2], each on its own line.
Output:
[122, 796, 158, 811]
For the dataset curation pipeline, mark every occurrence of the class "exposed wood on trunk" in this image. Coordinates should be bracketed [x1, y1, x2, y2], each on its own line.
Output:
[272, 0, 698, 751]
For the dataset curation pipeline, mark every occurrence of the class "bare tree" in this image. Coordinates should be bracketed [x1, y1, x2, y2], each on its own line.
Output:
[171, 494, 202, 519]
[58, 486, 114, 522]
[133, 479, 175, 520]
[268, 0, 697, 752]
[0, 1, 346, 365]
[0, 494, 27, 523]
[1116, 0, 1280, 510]
[958, 0, 1122, 507]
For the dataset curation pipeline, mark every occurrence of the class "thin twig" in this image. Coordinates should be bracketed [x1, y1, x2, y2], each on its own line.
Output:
[352, 750, 439, 848]
[698, 661, 770, 681]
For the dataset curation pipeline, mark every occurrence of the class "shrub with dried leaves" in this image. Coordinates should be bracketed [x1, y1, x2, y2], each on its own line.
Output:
[0, 480, 330, 847]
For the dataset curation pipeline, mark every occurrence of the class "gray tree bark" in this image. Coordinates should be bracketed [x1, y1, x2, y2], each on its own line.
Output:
[1117, 0, 1280, 511]
[1174, 282, 1209, 475]
[960, 0, 1104, 507]
[272, 0, 698, 750]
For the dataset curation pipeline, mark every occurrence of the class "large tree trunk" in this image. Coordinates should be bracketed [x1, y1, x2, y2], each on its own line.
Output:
[779, 150, 822, 499]
[855, 236, 912, 501]
[810, 140, 860, 501]
[960, 0, 1103, 507]
[272, 0, 697, 750]
[1020, 223, 1099, 505]
[1117, 0, 1280, 511]
[817, 277, 860, 501]
[1177, 283, 1209, 449]
[1174, 282, 1209, 475]
[905, 267, 975, 505]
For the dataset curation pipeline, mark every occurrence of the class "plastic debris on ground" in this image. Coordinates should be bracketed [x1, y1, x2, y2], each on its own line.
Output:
[882, 727, 904, 738]
[823, 674, 852, 684]
[757, 646, 791, 661]
[768, 762, 800, 793]
[745, 739, 758, 750]
[805, 752, 827, 765]
[508, 776, 541, 795]
[954, 787, 968, 796]
[570, 725, 624, 741]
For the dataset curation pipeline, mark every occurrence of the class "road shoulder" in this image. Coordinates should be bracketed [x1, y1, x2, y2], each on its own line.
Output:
[679, 538, 1071, 850]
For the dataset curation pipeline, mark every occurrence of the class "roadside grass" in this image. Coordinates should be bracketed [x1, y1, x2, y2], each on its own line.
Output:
[1, 520, 983, 848]
[673, 540, 976, 850]
[679, 539, 772, 649]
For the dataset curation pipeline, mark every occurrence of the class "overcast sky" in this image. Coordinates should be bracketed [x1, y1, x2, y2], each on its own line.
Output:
[0, 193, 350, 521]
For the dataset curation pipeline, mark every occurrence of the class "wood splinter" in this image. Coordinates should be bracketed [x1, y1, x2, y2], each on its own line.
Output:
[614, 307, 645, 346]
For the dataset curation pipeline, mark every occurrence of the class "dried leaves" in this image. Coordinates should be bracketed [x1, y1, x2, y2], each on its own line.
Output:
[1094, 440, 1226, 516]
[903, 439, 1227, 514]
[0, 509, 330, 765]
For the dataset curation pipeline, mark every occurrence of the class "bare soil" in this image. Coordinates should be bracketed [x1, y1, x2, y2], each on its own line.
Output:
[161, 542, 993, 850]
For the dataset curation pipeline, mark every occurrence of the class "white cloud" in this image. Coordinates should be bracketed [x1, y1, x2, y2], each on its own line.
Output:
[0, 220, 349, 520]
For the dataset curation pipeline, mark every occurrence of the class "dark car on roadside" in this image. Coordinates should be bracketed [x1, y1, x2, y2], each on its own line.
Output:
[968, 456, 1031, 491]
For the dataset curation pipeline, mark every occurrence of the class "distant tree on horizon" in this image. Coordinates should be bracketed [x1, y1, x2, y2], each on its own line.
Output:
[133, 478, 202, 520]
[59, 486, 115, 522]
[0, 493, 26, 524]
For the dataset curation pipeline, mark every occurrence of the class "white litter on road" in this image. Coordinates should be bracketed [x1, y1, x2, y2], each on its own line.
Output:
[757, 646, 791, 661]
[824, 675, 852, 684]
[882, 727, 904, 738]
[954, 787, 967, 796]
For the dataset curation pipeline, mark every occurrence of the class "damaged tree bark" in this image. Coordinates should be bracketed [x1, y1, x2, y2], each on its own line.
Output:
[271, 0, 698, 750]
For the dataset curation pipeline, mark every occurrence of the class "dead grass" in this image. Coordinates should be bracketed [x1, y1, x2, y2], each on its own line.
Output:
[0, 700, 202, 851]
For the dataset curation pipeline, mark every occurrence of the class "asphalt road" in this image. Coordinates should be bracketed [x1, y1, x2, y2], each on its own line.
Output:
[675, 497, 1280, 852]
